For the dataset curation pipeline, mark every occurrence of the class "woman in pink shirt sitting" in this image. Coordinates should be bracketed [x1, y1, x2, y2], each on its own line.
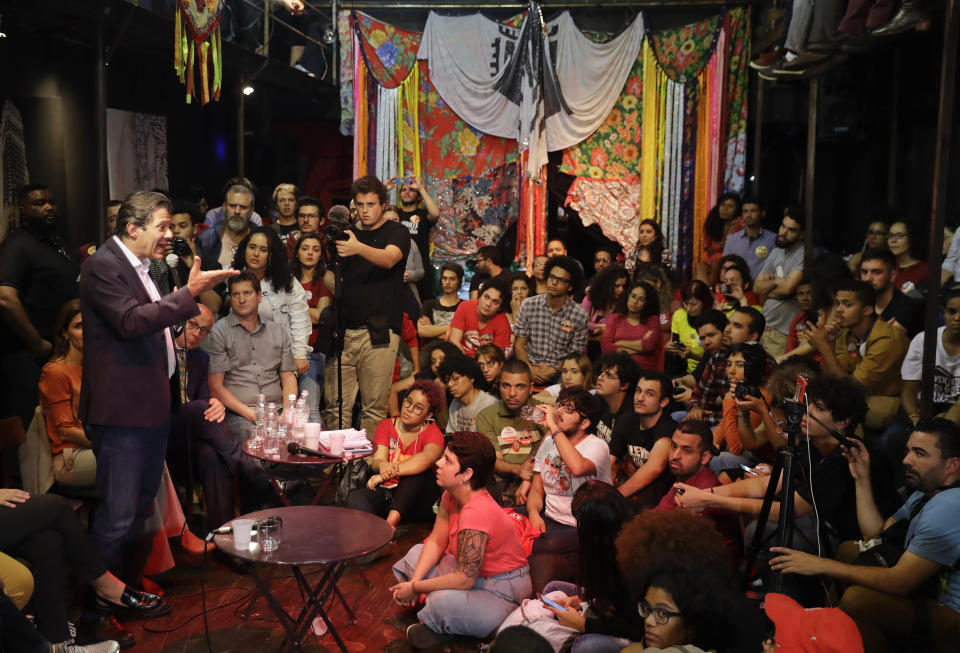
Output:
[390, 431, 532, 649]
[601, 281, 663, 370]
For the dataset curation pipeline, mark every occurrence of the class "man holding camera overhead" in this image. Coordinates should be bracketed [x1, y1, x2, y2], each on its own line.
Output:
[322, 176, 411, 436]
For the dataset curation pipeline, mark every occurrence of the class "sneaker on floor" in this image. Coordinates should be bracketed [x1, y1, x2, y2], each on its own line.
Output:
[406, 623, 454, 649]
[59, 639, 120, 653]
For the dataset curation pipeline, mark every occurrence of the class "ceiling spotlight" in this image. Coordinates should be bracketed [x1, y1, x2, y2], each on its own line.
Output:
[242, 84, 254, 96]
[322, 27, 335, 44]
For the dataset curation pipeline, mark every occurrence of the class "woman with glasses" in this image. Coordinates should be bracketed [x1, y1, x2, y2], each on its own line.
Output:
[887, 220, 929, 295]
[601, 281, 662, 370]
[347, 380, 445, 529]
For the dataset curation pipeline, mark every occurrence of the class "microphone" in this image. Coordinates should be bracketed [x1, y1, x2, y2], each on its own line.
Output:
[327, 204, 351, 226]
[287, 441, 334, 458]
[206, 524, 233, 541]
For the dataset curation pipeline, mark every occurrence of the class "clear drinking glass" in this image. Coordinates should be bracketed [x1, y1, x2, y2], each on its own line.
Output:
[257, 516, 282, 552]
[263, 428, 280, 458]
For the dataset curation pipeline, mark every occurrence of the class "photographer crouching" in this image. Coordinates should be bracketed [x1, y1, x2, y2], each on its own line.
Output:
[322, 176, 411, 435]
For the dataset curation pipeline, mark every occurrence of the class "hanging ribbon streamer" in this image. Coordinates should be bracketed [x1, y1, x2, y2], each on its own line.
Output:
[353, 32, 369, 180]
[173, 0, 224, 105]
[376, 85, 399, 200]
[397, 65, 421, 181]
[639, 38, 660, 223]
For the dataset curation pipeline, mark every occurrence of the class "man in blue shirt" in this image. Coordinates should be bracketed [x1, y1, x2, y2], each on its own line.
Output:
[721, 196, 776, 281]
[770, 418, 960, 652]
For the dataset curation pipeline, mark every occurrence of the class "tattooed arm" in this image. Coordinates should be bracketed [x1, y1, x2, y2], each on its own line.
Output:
[389, 516, 489, 604]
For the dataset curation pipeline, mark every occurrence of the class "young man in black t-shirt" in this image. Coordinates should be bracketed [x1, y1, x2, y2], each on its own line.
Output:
[322, 176, 411, 435]
[594, 353, 640, 444]
[610, 370, 677, 509]
[393, 177, 440, 300]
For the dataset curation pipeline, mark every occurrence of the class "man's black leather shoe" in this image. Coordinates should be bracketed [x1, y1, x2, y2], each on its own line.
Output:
[97, 587, 171, 618]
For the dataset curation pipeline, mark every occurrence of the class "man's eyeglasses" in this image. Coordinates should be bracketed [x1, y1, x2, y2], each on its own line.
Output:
[186, 321, 211, 335]
[887, 231, 908, 240]
[557, 402, 585, 418]
[638, 601, 682, 625]
[597, 369, 619, 382]
[402, 396, 427, 416]
[547, 273, 571, 284]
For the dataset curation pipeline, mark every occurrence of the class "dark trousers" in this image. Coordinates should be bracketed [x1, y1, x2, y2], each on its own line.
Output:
[0, 494, 108, 643]
[346, 471, 440, 523]
[1, 589, 49, 652]
[167, 400, 273, 528]
[87, 420, 169, 581]
[514, 508, 579, 594]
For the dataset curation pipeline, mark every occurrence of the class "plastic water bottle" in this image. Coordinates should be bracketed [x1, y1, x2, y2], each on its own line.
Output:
[293, 398, 307, 444]
[263, 410, 280, 457]
[255, 393, 266, 427]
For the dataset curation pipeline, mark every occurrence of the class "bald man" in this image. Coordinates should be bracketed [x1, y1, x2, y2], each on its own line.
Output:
[169, 304, 272, 528]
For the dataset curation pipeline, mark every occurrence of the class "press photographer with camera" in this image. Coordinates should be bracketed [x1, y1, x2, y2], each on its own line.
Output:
[321, 176, 411, 436]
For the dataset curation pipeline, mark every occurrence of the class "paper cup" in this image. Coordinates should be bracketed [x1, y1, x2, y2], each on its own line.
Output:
[304, 423, 321, 449]
[329, 432, 345, 456]
[233, 519, 254, 550]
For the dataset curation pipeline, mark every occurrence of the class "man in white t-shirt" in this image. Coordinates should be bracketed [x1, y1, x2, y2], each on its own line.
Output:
[524, 387, 611, 592]
[900, 288, 960, 428]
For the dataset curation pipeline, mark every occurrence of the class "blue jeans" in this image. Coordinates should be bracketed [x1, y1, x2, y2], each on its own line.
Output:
[298, 351, 326, 423]
[393, 543, 532, 639]
[87, 419, 170, 577]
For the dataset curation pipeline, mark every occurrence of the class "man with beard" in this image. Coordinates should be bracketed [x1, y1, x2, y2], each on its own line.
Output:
[0, 184, 79, 427]
[770, 418, 960, 653]
[859, 246, 923, 337]
[195, 184, 256, 270]
[469, 245, 508, 300]
[754, 207, 806, 359]
[722, 196, 777, 281]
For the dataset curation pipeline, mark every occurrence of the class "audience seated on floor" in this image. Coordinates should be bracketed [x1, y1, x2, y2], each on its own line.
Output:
[448, 277, 512, 358]
[392, 431, 531, 650]
[521, 387, 612, 594]
[476, 359, 548, 506]
[437, 354, 497, 433]
[805, 279, 908, 431]
[859, 246, 923, 337]
[770, 417, 960, 652]
[600, 281, 662, 370]
[592, 353, 640, 444]
[672, 309, 727, 405]
[610, 370, 677, 510]
[475, 343, 506, 396]
[664, 280, 714, 377]
[533, 351, 594, 405]
[710, 342, 773, 475]
[347, 379, 445, 530]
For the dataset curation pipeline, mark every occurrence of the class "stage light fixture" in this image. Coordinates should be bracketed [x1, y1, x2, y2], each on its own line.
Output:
[242, 84, 255, 96]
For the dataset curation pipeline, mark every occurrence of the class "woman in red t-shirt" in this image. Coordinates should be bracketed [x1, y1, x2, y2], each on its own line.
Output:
[887, 220, 929, 294]
[601, 281, 663, 369]
[390, 431, 532, 648]
[291, 233, 331, 422]
[448, 279, 512, 358]
[347, 380, 445, 528]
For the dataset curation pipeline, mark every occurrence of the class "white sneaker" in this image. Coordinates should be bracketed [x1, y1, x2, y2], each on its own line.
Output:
[59, 640, 121, 653]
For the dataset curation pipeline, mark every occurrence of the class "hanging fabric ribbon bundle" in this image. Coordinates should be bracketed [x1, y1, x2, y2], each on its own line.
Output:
[174, 0, 225, 105]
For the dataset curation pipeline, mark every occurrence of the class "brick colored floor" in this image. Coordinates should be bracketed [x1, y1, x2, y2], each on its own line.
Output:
[97, 522, 483, 653]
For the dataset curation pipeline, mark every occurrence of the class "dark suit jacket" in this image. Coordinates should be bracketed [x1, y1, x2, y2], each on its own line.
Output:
[79, 237, 199, 428]
[186, 347, 211, 402]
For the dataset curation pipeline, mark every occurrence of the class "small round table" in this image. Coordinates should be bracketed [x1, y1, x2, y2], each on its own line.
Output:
[216, 506, 394, 652]
[242, 440, 371, 506]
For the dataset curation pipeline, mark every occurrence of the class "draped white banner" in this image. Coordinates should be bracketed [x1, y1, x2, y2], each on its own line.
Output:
[418, 4, 644, 178]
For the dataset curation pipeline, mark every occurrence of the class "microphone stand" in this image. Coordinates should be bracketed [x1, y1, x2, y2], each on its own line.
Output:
[167, 256, 196, 530]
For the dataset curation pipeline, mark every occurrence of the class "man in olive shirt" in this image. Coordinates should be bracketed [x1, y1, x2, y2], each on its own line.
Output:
[475, 359, 547, 505]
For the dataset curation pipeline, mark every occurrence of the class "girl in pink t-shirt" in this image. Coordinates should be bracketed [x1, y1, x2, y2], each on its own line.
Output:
[390, 432, 532, 648]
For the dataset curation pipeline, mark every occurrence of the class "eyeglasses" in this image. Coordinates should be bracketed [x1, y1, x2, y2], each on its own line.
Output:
[887, 232, 908, 240]
[638, 601, 682, 625]
[557, 402, 586, 418]
[401, 396, 428, 416]
[186, 320, 212, 335]
[547, 273, 571, 284]
[594, 257, 611, 264]
[446, 373, 465, 384]
[477, 360, 498, 370]
[597, 370, 620, 382]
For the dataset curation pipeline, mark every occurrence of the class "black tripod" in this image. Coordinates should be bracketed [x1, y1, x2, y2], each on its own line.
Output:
[740, 399, 809, 593]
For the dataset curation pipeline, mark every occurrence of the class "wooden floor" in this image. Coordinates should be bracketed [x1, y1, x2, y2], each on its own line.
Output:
[95, 523, 484, 653]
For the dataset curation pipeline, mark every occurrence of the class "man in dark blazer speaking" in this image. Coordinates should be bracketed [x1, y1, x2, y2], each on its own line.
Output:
[79, 190, 237, 582]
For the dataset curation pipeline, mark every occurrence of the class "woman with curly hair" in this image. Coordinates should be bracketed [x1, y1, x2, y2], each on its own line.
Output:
[601, 281, 662, 369]
[290, 232, 331, 421]
[615, 511, 762, 652]
[347, 380, 446, 528]
[583, 266, 630, 360]
[230, 226, 312, 376]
